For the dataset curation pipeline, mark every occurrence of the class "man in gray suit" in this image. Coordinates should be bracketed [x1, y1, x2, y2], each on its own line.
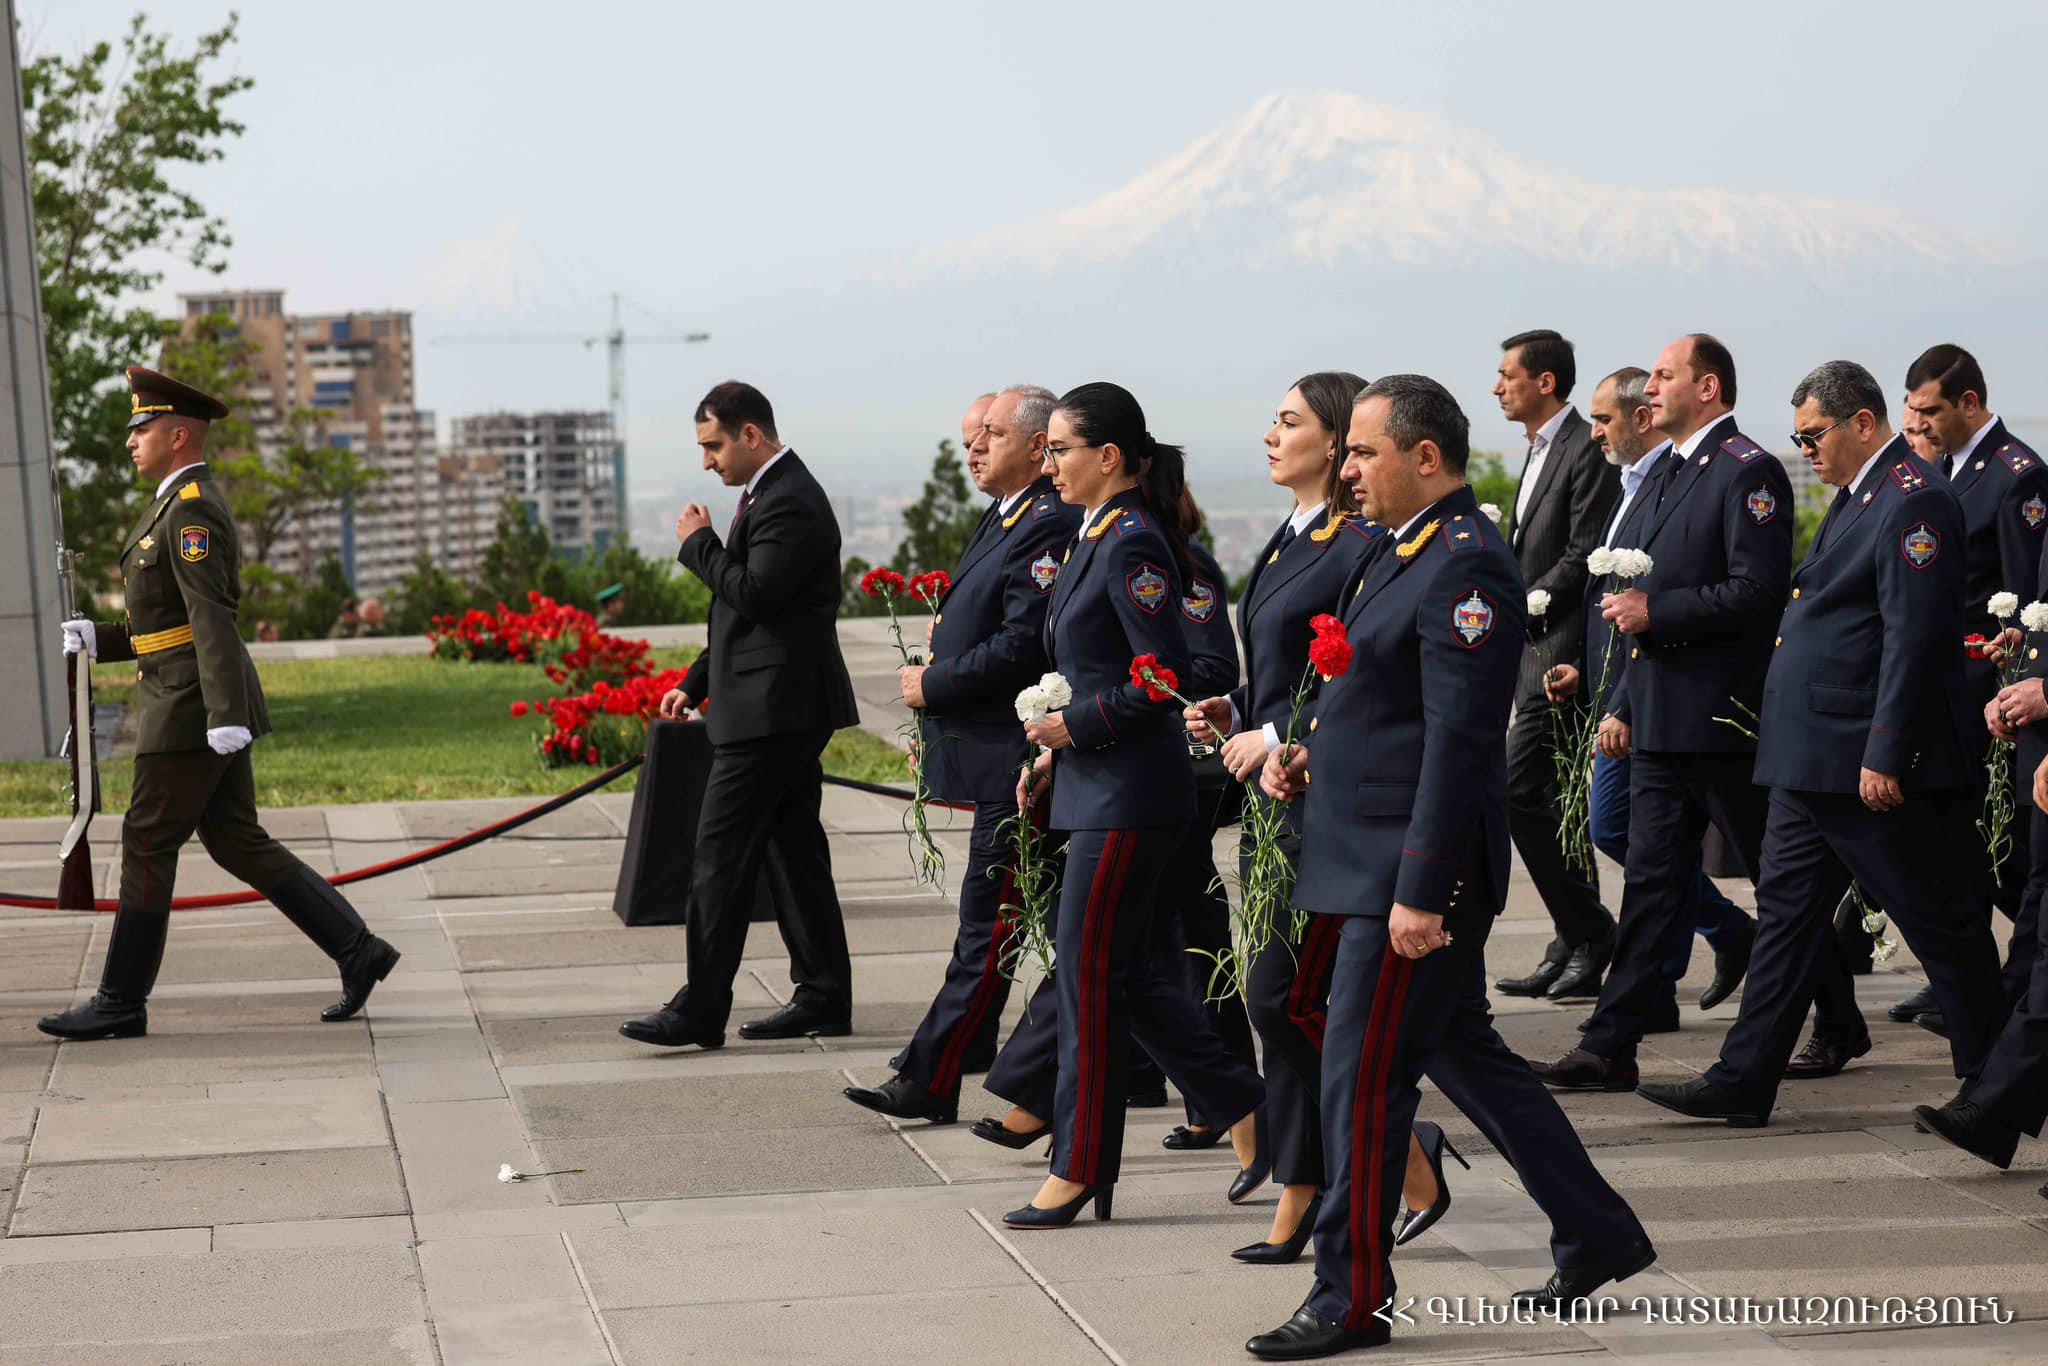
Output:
[1493, 331, 1625, 1001]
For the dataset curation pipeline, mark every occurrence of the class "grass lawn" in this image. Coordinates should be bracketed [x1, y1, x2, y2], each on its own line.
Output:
[0, 645, 911, 817]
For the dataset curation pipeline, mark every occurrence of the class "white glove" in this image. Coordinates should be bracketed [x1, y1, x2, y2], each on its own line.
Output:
[206, 726, 253, 756]
[61, 620, 96, 660]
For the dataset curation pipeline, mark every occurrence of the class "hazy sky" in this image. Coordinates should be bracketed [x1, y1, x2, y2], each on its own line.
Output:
[27, 0, 2048, 499]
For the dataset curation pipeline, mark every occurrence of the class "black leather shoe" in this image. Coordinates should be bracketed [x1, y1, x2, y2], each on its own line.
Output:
[842, 1074, 956, 1124]
[1913, 1100, 2018, 1169]
[970, 1116, 1049, 1149]
[1576, 1001, 1678, 1035]
[1127, 1083, 1169, 1108]
[323, 935, 401, 1023]
[1246, 1305, 1389, 1360]
[37, 994, 147, 1041]
[1917, 1010, 1950, 1039]
[1698, 923, 1754, 1011]
[738, 1001, 851, 1039]
[1233, 1193, 1321, 1265]
[1513, 1240, 1657, 1311]
[1636, 1077, 1767, 1127]
[1003, 1183, 1112, 1228]
[1393, 1120, 1468, 1246]
[1529, 1048, 1638, 1092]
[1162, 1124, 1226, 1150]
[1887, 983, 1937, 1023]
[1496, 937, 1569, 997]
[1783, 1033, 1871, 1079]
[618, 1005, 725, 1050]
[1546, 929, 1614, 1000]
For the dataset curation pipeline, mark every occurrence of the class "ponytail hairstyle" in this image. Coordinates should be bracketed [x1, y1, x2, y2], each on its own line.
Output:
[1054, 381, 1193, 579]
[1291, 370, 1369, 515]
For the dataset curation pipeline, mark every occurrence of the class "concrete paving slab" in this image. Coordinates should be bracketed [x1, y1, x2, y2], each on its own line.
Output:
[1655, 1218, 2048, 1316]
[1790, 1320, 2048, 1360]
[428, 861, 621, 897]
[538, 1126, 942, 1203]
[48, 1026, 373, 1090]
[401, 802, 618, 840]
[433, 1297, 613, 1366]
[419, 1232, 587, 1306]
[121, 990, 351, 1034]
[0, 1042, 53, 1094]
[143, 934, 339, 986]
[486, 1012, 834, 1067]
[411, 1202, 626, 1241]
[385, 1097, 551, 1216]
[0, 1325, 439, 1366]
[0, 1226, 211, 1264]
[569, 1208, 1027, 1309]
[9, 1146, 406, 1236]
[519, 1071, 883, 1137]
[604, 1286, 1101, 1366]
[464, 963, 758, 1021]
[454, 927, 681, 972]
[211, 1213, 416, 1251]
[0, 929, 89, 992]
[380, 1057, 506, 1102]
[29, 1090, 389, 1163]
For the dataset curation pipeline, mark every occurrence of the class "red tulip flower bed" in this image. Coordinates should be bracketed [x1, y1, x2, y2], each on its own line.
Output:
[429, 591, 654, 692]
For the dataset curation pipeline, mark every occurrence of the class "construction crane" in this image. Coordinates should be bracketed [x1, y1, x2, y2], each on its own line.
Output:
[435, 293, 710, 543]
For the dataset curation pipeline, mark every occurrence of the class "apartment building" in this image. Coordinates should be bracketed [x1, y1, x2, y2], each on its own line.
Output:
[448, 410, 622, 555]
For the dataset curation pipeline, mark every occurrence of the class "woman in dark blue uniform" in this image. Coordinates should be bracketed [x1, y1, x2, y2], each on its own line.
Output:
[1004, 382, 1266, 1228]
[1184, 373, 1458, 1262]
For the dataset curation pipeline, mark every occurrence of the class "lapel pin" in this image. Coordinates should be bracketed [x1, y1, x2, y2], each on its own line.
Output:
[1976, 460, 1986, 470]
[1862, 492, 1873, 504]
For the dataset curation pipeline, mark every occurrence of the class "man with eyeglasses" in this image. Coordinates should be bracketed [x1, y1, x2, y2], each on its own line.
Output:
[1532, 334, 1792, 1095]
[1638, 360, 2005, 1127]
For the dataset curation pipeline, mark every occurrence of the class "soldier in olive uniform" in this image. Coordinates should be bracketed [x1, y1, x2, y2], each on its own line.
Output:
[40, 368, 401, 1042]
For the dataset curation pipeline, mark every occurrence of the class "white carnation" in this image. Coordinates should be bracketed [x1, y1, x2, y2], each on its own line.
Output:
[1526, 589, 1552, 618]
[497, 1164, 518, 1183]
[1872, 936, 1900, 964]
[1990, 591, 2021, 621]
[1015, 686, 1051, 724]
[1616, 549, 1654, 579]
[1588, 547, 1617, 577]
[1480, 503, 1502, 524]
[1039, 672, 1073, 708]
[2022, 601, 2048, 633]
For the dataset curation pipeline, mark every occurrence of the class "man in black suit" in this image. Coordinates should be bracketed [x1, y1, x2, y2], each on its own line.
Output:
[1639, 361, 2004, 1127]
[621, 381, 861, 1049]
[1494, 331, 1624, 1002]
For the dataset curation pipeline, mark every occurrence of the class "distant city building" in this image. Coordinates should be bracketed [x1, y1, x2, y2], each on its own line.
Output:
[449, 410, 622, 555]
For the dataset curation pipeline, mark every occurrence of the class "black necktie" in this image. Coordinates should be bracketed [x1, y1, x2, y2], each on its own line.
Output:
[1279, 523, 1299, 553]
[1812, 486, 1851, 555]
[1941, 453, 1955, 480]
[726, 489, 752, 541]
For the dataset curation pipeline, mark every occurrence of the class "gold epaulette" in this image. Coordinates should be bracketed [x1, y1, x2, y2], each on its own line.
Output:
[1084, 506, 1123, 540]
[1309, 512, 1348, 544]
[1395, 518, 1441, 561]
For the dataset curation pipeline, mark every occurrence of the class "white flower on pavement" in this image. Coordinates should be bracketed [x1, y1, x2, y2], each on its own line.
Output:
[1526, 590, 1551, 618]
[1990, 591, 2020, 621]
[498, 1164, 518, 1183]
[1588, 547, 1617, 577]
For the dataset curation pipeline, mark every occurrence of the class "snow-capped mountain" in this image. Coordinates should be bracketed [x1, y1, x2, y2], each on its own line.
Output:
[925, 91, 2005, 278]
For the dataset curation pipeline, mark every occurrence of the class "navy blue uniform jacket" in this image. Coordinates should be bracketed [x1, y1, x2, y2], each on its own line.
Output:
[1228, 511, 1387, 736]
[1605, 415, 1793, 753]
[1753, 438, 1978, 795]
[1947, 420, 2048, 701]
[1293, 486, 1525, 927]
[1044, 501, 1197, 831]
[918, 476, 1081, 803]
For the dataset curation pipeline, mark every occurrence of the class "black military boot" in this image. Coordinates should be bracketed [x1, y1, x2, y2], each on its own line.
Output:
[38, 909, 170, 1041]
[268, 868, 401, 1022]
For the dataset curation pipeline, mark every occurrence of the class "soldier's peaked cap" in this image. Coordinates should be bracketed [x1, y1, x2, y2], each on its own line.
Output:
[126, 366, 230, 429]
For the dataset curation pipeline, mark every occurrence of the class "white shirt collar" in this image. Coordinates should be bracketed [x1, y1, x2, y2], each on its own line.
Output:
[1529, 404, 1571, 453]
[1289, 499, 1329, 535]
[1847, 436, 1904, 496]
[997, 484, 1032, 517]
[1675, 413, 1733, 461]
[744, 446, 791, 497]
[1952, 414, 2001, 465]
[1392, 490, 1461, 542]
[155, 462, 206, 500]
[1628, 440, 1672, 478]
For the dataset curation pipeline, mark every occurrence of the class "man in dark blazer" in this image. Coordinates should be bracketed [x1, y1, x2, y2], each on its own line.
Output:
[1493, 331, 1625, 1002]
[1247, 376, 1650, 1361]
[843, 385, 1079, 1122]
[621, 381, 860, 1049]
[1640, 361, 2005, 1127]
[1533, 335, 1794, 1093]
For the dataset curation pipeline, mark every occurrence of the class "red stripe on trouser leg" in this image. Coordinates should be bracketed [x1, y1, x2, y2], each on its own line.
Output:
[1289, 916, 1341, 1052]
[930, 852, 1020, 1096]
[1348, 945, 1413, 1331]
[1070, 830, 1135, 1183]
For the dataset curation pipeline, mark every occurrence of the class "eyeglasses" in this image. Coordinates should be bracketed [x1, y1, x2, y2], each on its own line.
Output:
[1042, 443, 1102, 461]
[1789, 415, 1854, 453]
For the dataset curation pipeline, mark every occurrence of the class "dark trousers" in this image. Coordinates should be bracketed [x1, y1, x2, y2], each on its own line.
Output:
[2000, 804, 2047, 1012]
[1248, 906, 1341, 1187]
[1307, 912, 1647, 1332]
[984, 972, 1057, 1120]
[1588, 751, 1752, 982]
[1705, 787, 2006, 1111]
[121, 747, 305, 912]
[1967, 804, 2048, 1135]
[1506, 693, 1612, 947]
[1582, 751, 1769, 1061]
[891, 802, 1017, 1099]
[1047, 826, 1265, 1185]
[679, 729, 851, 1029]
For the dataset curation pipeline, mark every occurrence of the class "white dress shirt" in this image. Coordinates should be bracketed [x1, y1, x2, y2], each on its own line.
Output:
[1602, 441, 1671, 544]
[744, 446, 791, 497]
[155, 462, 206, 499]
[1514, 406, 1572, 524]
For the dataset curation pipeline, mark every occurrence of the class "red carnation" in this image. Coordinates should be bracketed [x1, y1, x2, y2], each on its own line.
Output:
[1309, 613, 1345, 640]
[909, 570, 951, 603]
[861, 567, 906, 597]
[510, 701, 528, 718]
[1308, 627, 1353, 680]
[1129, 653, 1180, 702]
[1965, 633, 1991, 659]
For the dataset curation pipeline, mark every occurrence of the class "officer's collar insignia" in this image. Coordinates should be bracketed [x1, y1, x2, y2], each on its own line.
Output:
[1889, 461, 1928, 494]
[178, 482, 202, 501]
[1085, 506, 1123, 540]
[1062, 546, 1071, 564]
[1395, 518, 1440, 561]
[1268, 548, 1282, 564]
[1901, 521, 1940, 569]
[1309, 512, 1348, 543]
[1030, 551, 1059, 592]
[1451, 588, 1497, 647]
[2025, 496, 2047, 530]
[138, 535, 154, 551]
[1001, 500, 1029, 529]
[1183, 578, 1217, 622]
[179, 526, 209, 562]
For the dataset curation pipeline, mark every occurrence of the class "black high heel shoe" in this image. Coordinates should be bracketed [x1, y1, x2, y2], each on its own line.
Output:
[1226, 1110, 1271, 1204]
[1231, 1191, 1321, 1265]
[971, 1116, 1050, 1149]
[1003, 1183, 1113, 1228]
[1393, 1120, 1468, 1246]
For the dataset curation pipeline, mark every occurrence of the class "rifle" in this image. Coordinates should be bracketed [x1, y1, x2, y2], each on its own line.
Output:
[55, 543, 97, 910]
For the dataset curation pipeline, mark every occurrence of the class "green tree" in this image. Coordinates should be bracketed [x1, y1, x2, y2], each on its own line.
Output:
[389, 549, 472, 636]
[286, 552, 356, 640]
[840, 554, 892, 617]
[478, 496, 570, 607]
[892, 438, 979, 576]
[1792, 482, 1832, 564]
[1467, 452, 1517, 517]
[26, 15, 252, 601]
[574, 542, 710, 626]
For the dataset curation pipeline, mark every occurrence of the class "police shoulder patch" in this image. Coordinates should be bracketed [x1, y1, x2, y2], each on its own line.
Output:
[2002, 444, 2039, 476]
[1888, 461, 1928, 495]
[1450, 587, 1497, 647]
[1745, 485, 1778, 524]
[1719, 434, 1766, 463]
[1345, 517, 1385, 542]
[1113, 507, 1146, 536]
[2021, 494, 2046, 531]
[178, 525, 209, 562]
[1029, 551, 1060, 593]
[1901, 521, 1940, 569]
[1182, 577, 1217, 623]
[1126, 562, 1169, 614]
[177, 482, 203, 501]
